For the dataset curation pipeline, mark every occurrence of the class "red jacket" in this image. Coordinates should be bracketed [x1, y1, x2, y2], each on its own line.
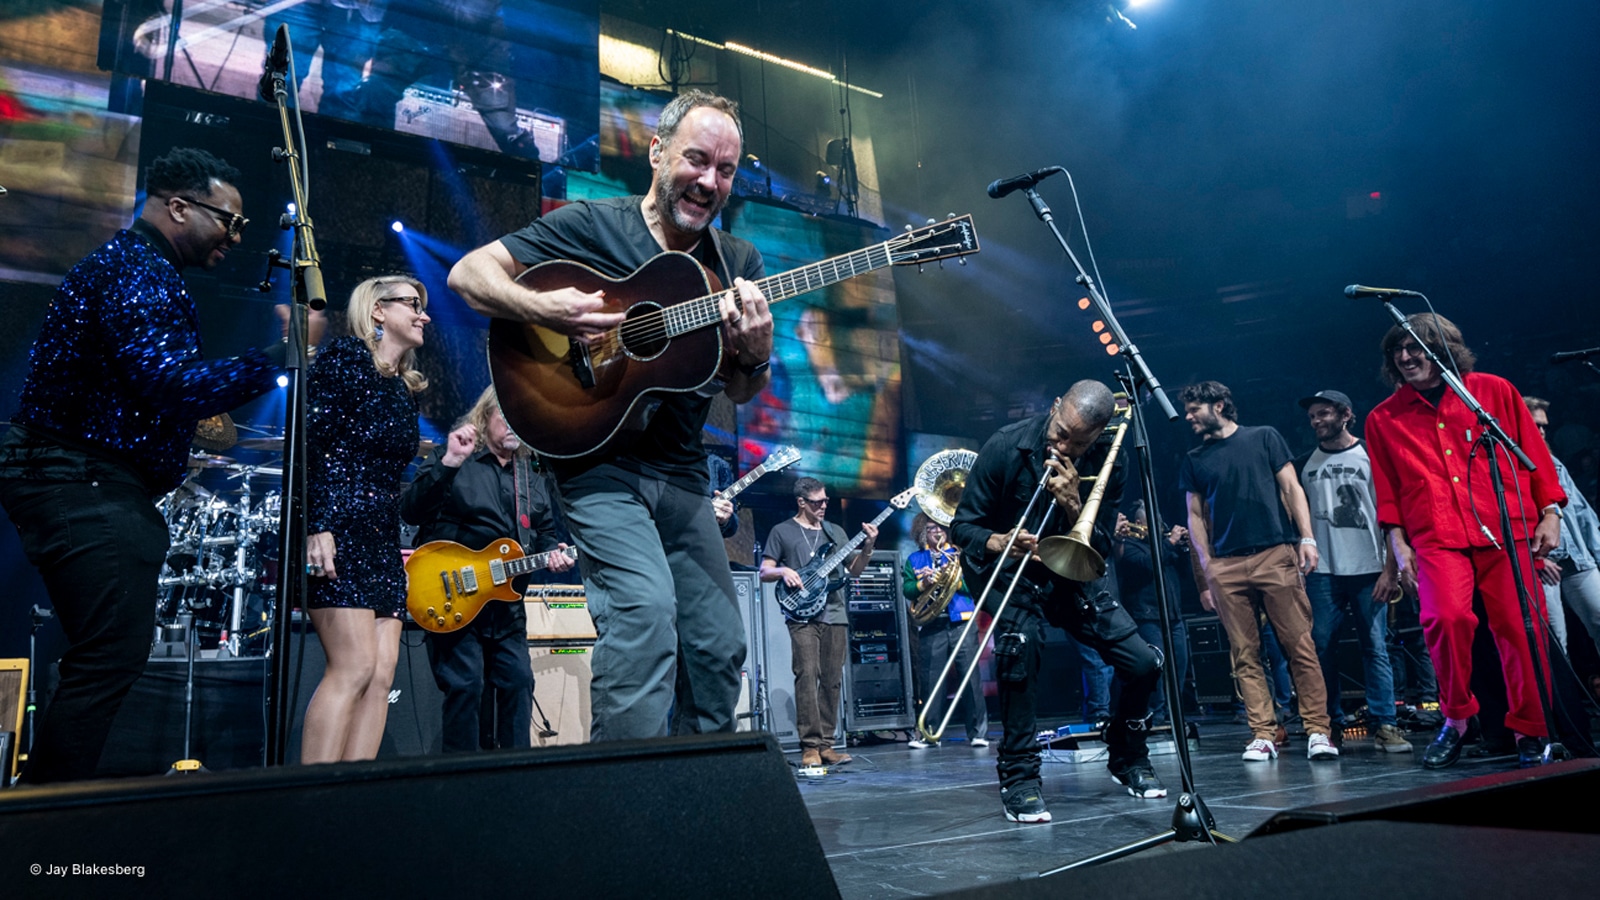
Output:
[1366, 371, 1564, 551]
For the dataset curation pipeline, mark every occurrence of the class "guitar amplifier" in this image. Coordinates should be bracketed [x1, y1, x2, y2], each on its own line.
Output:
[525, 585, 595, 642]
[528, 643, 593, 747]
[0, 659, 28, 782]
[1186, 615, 1237, 705]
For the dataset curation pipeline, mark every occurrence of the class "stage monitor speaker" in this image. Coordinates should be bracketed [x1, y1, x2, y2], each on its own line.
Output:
[0, 732, 842, 898]
[96, 657, 267, 778]
[284, 622, 443, 761]
[1250, 757, 1600, 837]
[0, 659, 23, 780]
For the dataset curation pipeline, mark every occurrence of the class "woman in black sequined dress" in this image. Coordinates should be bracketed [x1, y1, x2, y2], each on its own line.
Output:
[301, 275, 430, 764]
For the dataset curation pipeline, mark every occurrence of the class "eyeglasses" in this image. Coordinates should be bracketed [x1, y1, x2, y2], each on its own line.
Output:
[178, 196, 248, 239]
[800, 497, 829, 508]
[1393, 341, 1425, 357]
[379, 295, 425, 315]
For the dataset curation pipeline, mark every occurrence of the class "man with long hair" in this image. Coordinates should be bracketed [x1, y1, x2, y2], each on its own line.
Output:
[402, 386, 574, 752]
[1366, 314, 1563, 768]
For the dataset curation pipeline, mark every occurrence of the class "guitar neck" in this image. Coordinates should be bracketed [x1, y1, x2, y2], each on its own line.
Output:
[812, 504, 898, 578]
[663, 242, 897, 340]
[718, 464, 768, 503]
[504, 548, 567, 578]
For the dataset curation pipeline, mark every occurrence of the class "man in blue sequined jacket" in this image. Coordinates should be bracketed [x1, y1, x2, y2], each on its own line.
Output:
[0, 148, 290, 783]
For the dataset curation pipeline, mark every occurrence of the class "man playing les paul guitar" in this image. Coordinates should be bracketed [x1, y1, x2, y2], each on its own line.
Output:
[448, 90, 774, 741]
[400, 387, 575, 752]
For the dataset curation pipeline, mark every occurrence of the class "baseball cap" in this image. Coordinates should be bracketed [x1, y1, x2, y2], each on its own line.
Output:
[1298, 389, 1353, 411]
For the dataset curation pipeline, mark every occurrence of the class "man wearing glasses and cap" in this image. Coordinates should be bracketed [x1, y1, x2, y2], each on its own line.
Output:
[1294, 390, 1410, 754]
[0, 148, 315, 783]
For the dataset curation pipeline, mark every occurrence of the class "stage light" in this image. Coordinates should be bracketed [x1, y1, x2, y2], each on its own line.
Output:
[1099, 332, 1113, 345]
[664, 30, 884, 98]
[1093, 320, 1106, 333]
[1078, 297, 1091, 310]
[276, 374, 290, 388]
[1105, 343, 1121, 356]
[745, 154, 763, 170]
[1125, 0, 1156, 8]
[285, 202, 296, 215]
[815, 171, 832, 192]
[390, 220, 404, 233]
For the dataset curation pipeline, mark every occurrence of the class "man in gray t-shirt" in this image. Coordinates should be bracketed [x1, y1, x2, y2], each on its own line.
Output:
[760, 476, 878, 768]
[1295, 390, 1409, 754]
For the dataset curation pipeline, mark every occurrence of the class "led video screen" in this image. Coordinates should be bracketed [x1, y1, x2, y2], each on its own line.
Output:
[97, 0, 598, 169]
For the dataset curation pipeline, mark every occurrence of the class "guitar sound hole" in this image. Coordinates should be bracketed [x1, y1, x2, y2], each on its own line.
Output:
[619, 301, 669, 360]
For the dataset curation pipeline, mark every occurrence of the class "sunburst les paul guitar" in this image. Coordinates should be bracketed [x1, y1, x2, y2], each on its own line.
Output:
[489, 215, 980, 458]
[405, 446, 803, 632]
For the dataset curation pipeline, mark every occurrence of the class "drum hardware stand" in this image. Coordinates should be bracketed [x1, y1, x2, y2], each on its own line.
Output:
[999, 175, 1232, 875]
[1377, 297, 1568, 762]
[23, 604, 54, 773]
[260, 24, 328, 766]
[166, 609, 209, 776]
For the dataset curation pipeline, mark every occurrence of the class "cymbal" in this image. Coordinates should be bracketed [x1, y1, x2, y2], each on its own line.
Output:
[193, 414, 237, 452]
[187, 453, 237, 471]
[236, 436, 285, 451]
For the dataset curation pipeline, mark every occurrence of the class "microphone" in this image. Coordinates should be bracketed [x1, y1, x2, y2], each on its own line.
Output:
[1344, 284, 1424, 299]
[987, 167, 1064, 199]
[1550, 347, 1600, 364]
[258, 24, 290, 102]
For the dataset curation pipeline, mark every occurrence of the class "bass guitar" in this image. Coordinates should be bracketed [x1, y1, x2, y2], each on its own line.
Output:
[719, 444, 801, 502]
[490, 216, 980, 458]
[776, 487, 918, 621]
[406, 540, 576, 633]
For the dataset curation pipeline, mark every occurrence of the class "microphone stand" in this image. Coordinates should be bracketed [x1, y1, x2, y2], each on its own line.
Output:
[261, 38, 328, 766]
[1380, 301, 1566, 762]
[1000, 182, 1231, 874]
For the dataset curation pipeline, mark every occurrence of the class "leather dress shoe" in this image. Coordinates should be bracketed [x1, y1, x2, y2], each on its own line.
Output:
[1517, 736, 1549, 769]
[1422, 717, 1479, 770]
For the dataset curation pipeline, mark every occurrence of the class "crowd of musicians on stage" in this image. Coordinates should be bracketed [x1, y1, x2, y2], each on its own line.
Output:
[4, 89, 1592, 825]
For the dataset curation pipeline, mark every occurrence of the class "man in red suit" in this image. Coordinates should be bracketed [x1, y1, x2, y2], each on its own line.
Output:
[1365, 314, 1563, 769]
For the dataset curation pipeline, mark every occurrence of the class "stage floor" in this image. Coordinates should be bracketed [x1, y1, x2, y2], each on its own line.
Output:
[796, 716, 1527, 900]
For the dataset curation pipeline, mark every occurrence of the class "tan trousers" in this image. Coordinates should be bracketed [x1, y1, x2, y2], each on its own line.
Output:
[1205, 543, 1331, 740]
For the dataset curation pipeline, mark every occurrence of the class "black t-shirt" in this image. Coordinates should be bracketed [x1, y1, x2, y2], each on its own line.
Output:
[498, 196, 766, 493]
[1177, 425, 1298, 556]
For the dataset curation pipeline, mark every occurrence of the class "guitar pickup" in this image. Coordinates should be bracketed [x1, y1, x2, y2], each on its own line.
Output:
[568, 338, 595, 389]
[488, 558, 506, 586]
[452, 569, 465, 595]
[460, 566, 478, 594]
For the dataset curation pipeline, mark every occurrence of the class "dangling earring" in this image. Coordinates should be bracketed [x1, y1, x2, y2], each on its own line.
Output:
[373, 323, 385, 341]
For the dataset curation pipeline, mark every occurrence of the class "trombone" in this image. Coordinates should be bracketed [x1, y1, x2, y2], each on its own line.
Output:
[917, 416, 1130, 743]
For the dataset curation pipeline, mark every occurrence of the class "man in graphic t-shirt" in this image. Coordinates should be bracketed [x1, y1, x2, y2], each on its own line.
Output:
[1294, 389, 1409, 754]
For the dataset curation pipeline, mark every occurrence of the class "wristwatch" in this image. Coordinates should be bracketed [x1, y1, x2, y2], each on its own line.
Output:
[736, 357, 770, 377]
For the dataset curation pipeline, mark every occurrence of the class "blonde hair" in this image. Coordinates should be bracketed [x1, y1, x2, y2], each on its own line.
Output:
[347, 275, 428, 394]
[457, 385, 531, 458]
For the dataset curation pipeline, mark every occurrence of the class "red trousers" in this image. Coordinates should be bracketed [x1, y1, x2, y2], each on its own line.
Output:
[1414, 545, 1551, 737]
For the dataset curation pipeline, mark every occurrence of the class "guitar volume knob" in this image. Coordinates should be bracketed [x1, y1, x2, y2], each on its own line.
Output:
[453, 613, 462, 623]
[435, 617, 446, 627]
[426, 607, 436, 617]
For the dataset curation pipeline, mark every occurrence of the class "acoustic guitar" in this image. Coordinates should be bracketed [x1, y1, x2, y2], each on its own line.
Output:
[489, 215, 980, 458]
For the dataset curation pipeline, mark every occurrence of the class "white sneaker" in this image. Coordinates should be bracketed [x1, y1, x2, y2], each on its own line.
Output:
[1308, 733, 1340, 760]
[1242, 738, 1279, 761]
[907, 738, 938, 749]
[971, 737, 990, 748]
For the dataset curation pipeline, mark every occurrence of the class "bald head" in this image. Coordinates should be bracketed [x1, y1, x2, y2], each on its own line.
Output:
[1061, 380, 1117, 429]
[1045, 380, 1116, 461]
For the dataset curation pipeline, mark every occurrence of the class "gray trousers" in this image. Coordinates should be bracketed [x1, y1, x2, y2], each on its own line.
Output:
[918, 620, 989, 741]
[557, 465, 747, 741]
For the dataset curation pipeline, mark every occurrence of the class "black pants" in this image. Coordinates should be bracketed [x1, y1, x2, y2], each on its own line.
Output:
[1, 477, 167, 783]
[426, 600, 533, 752]
[995, 602, 1160, 790]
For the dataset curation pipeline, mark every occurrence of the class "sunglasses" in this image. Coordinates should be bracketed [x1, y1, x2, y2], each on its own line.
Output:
[800, 497, 829, 508]
[179, 196, 248, 239]
[379, 295, 425, 315]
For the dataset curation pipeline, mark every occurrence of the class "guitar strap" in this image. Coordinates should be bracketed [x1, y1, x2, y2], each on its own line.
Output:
[512, 454, 534, 551]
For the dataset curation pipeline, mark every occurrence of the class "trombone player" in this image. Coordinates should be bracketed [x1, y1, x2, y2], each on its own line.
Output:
[950, 380, 1166, 824]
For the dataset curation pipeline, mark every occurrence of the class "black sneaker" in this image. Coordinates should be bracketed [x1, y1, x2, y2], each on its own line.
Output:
[1000, 779, 1052, 823]
[1517, 736, 1549, 769]
[1111, 765, 1168, 799]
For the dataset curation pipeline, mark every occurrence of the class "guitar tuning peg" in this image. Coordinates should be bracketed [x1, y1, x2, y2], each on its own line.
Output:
[925, 218, 936, 226]
[958, 257, 968, 266]
[917, 263, 925, 273]
[904, 223, 914, 232]
[947, 212, 956, 219]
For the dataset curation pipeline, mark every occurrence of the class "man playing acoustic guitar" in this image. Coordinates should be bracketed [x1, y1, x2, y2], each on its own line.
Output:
[448, 90, 774, 741]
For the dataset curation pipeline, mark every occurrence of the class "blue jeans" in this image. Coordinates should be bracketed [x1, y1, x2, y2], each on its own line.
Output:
[1306, 572, 1398, 726]
[1064, 634, 1113, 720]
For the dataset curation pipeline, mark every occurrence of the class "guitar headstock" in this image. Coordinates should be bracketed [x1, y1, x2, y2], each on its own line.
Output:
[889, 486, 920, 509]
[889, 214, 980, 267]
[763, 445, 802, 473]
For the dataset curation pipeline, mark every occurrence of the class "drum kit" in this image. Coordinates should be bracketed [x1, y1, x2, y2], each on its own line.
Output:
[155, 415, 286, 659]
